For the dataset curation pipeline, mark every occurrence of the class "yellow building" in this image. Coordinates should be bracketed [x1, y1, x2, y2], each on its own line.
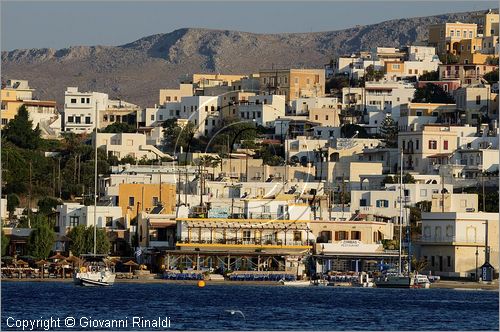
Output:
[384, 61, 405, 78]
[118, 183, 176, 220]
[480, 10, 499, 37]
[0, 89, 23, 126]
[259, 69, 325, 103]
[428, 22, 478, 55]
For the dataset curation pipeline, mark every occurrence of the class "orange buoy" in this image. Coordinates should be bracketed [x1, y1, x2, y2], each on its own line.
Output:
[197, 280, 206, 288]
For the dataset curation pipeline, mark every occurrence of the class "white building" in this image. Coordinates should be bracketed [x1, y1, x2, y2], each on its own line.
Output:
[238, 95, 286, 127]
[95, 132, 171, 161]
[56, 203, 124, 237]
[63, 87, 109, 133]
[292, 97, 341, 115]
[342, 81, 416, 121]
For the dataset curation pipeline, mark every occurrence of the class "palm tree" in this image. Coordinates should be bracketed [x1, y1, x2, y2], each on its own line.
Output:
[210, 156, 222, 180]
[411, 257, 428, 274]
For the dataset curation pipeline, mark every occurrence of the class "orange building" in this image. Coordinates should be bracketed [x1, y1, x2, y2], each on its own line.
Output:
[118, 183, 176, 220]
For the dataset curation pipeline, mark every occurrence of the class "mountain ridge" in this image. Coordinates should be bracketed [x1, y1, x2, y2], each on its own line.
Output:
[1, 9, 490, 107]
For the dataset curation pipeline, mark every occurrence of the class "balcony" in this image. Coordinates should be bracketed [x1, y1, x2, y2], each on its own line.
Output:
[177, 238, 312, 247]
[248, 212, 290, 220]
[417, 235, 484, 245]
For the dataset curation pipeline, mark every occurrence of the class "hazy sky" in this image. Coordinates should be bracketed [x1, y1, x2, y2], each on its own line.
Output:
[1, 1, 497, 51]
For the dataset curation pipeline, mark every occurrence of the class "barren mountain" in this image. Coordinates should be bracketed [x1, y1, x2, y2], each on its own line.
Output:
[1, 10, 487, 107]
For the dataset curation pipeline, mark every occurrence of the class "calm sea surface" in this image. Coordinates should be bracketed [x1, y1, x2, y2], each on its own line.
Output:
[1, 282, 498, 331]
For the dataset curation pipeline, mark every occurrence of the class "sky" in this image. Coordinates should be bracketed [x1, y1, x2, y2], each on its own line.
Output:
[1, 1, 497, 51]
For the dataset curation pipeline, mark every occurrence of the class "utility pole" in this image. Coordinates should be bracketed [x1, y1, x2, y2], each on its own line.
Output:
[28, 161, 32, 228]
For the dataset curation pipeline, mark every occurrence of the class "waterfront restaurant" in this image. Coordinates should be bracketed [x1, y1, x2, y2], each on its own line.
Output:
[310, 219, 400, 273]
[162, 217, 314, 277]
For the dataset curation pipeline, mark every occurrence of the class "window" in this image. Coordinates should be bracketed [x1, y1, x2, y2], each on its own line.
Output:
[71, 98, 77, 104]
[431, 256, 435, 266]
[315, 115, 318, 120]
[68, 116, 74, 123]
[69, 216, 79, 227]
[334, 231, 348, 241]
[151, 114, 154, 121]
[294, 78, 298, 84]
[457, 30, 461, 37]
[420, 189, 427, 197]
[1, 119, 7, 125]
[351, 231, 361, 240]
[325, 115, 329, 121]
[293, 231, 302, 241]
[85, 116, 91, 124]
[476, 95, 481, 105]
[152, 197, 159, 206]
[450, 30, 454, 37]
[86, 98, 90, 103]
[428, 140, 437, 149]
[409, 69, 413, 74]
[392, 64, 400, 69]
[81, 97, 85, 103]
[128, 197, 135, 206]
[416, 139, 419, 150]
[106, 217, 113, 227]
[447, 256, 451, 267]
[469, 31, 473, 38]
[443, 140, 448, 150]
[359, 199, 367, 207]
[376, 200, 389, 208]
[75, 117, 81, 124]
[242, 230, 251, 242]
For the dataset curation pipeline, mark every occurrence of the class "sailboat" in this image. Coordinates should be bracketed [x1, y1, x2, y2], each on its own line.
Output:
[73, 103, 116, 287]
[375, 149, 414, 288]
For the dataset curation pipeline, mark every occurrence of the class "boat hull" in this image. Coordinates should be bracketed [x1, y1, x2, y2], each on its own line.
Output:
[74, 271, 115, 287]
[375, 276, 413, 288]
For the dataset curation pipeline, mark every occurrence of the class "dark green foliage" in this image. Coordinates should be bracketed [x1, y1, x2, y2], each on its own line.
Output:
[340, 124, 369, 138]
[483, 70, 499, 85]
[3, 105, 41, 149]
[67, 225, 111, 256]
[418, 70, 439, 81]
[101, 122, 136, 133]
[413, 83, 455, 103]
[27, 220, 56, 259]
[6, 193, 20, 213]
[364, 65, 384, 81]
[439, 53, 459, 64]
[379, 117, 398, 148]
[37, 197, 61, 215]
[1, 229, 9, 256]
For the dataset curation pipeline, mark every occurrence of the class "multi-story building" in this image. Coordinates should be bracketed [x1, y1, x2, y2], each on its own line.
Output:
[453, 83, 492, 125]
[428, 21, 478, 55]
[238, 95, 286, 127]
[259, 68, 325, 103]
[63, 87, 109, 133]
[342, 81, 416, 120]
[95, 132, 171, 161]
[1, 80, 60, 136]
[384, 58, 440, 81]
[417, 211, 498, 278]
[398, 103, 458, 131]
[438, 63, 498, 85]
[159, 83, 194, 105]
[117, 183, 176, 221]
[99, 99, 140, 129]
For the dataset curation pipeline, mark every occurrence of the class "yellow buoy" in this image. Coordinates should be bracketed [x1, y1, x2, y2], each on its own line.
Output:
[197, 280, 206, 288]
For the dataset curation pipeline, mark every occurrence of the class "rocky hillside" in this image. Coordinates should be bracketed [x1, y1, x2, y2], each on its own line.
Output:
[1, 10, 487, 107]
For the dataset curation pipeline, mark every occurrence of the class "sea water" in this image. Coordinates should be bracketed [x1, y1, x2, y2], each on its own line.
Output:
[1, 282, 498, 330]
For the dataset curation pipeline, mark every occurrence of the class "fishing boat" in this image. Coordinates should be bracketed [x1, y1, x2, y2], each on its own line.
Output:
[73, 105, 115, 287]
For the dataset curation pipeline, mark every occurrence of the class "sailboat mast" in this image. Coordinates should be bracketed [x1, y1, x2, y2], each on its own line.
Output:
[93, 101, 98, 256]
[398, 148, 403, 275]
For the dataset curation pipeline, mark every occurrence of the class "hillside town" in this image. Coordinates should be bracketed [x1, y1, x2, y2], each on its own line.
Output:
[1, 10, 499, 284]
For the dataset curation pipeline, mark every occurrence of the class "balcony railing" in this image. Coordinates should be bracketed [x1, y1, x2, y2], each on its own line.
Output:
[248, 212, 290, 220]
[178, 238, 312, 246]
[417, 235, 484, 244]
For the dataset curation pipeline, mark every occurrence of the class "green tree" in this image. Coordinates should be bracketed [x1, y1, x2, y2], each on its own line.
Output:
[418, 70, 439, 81]
[163, 119, 199, 153]
[326, 74, 350, 93]
[379, 117, 398, 148]
[101, 122, 136, 133]
[1, 229, 9, 256]
[412, 83, 455, 103]
[37, 197, 61, 215]
[483, 70, 499, 85]
[439, 53, 459, 64]
[67, 225, 87, 256]
[6, 193, 20, 214]
[27, 222, 56, 259]
[3, 105, 41, 149]
[340, 124, 369, 138]
[364, 65, 384, 81]
[67, 225, 111, 256]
